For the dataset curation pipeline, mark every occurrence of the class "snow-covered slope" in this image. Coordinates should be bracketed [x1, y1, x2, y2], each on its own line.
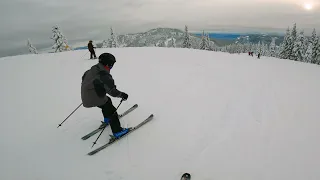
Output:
[1, 48, 320, 180]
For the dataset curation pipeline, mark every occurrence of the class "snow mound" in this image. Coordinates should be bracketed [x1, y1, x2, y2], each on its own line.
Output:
[1, 48, 320, 180]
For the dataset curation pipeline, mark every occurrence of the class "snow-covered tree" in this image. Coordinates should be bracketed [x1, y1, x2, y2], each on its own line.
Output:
[102, 40, 108, 48]
[109, 27, 118, 48]
[51, 25, 70, 52]
[304, 42, 313, 63]
[269, 37, 276, 57]
[275, 45, 281, 57]
[206, 33, 214, 50]
[262, 42, 269, 56]
[310, 29, 319, 63]
[256, 41, 262, 54]
[27, 39, 38, 54]
[170, 37, 176, 48]
[303, 34, 310, 53]
[279, 27, 291, 59]
[315, 38, 320, 64]
[242, 43, 251, 54]
[158, 40, 165, 47]
[182, 25, 191, 48]
[292, 31, 306, 61]
[200, 31, 209, 50]
[288, 23, 297, 60]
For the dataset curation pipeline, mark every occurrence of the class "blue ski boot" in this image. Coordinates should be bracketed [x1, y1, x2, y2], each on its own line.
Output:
[113, 128, 131, 139]
[99, 118, 110, 129]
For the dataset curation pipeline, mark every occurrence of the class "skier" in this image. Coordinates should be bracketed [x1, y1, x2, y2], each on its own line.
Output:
[257, 53, 261, 59]
[81, 53, 130, 138]
[88, 40, 97, 59]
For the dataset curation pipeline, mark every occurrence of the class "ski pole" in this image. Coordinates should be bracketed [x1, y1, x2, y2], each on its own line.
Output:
[57, 103, 83, 128]
[81, 51, 89, 59]
[91, 99, 124, 148]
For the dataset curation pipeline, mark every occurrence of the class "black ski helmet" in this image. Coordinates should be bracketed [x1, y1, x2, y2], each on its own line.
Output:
[99, 53, 116, 66]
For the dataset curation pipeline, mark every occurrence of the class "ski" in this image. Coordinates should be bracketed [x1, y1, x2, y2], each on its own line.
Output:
[87, 114, 154, 156]
[181, 173, 191, 180]
[81, 104, 138, 140]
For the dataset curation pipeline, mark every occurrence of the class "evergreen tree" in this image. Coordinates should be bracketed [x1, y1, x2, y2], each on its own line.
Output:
[182, 25, 191, 48]
[275, 45, 281, 57]
[279, 27, 291, 59]
[206, 33, 212, 50]
[289, 23, 297, 60]
[310, 29, 319, 64]
[303, 34, 310, 54]
[304, 42, 313, 63]
[311, 29, 317, 61]
[144, 40, 148, 47]
[257, 41, 262, 54]
[170, 37, 176, 48]
[109, 27, 117, 48]
[27, 39, 38, 54]
[200, 31, 209, 50]
[292, 31, 306, 61]
[262, 42, 269, 56]
[51, 25, 70, 52]
[159, 40, 166, 47]
[315, 38, 320, 64]
[102, 40, 108, 48]
[311, 37, 319, 64]
[269, 37, 276, 57]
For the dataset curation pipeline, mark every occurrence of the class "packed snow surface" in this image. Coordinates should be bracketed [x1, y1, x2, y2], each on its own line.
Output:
[1, 48, 320, 180]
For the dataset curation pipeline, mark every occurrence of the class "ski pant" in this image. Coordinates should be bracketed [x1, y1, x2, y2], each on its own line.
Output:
[97, 97, 122, 134]
[90, 50, 97, 59]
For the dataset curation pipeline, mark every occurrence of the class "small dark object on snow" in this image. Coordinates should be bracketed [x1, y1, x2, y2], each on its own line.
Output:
[181, 173, 191, 180]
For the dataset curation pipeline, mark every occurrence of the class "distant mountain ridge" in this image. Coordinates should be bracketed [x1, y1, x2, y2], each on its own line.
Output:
[193, 33, 285, 46]
[58, 28, 286, 52]
[96, 27, 216, 49]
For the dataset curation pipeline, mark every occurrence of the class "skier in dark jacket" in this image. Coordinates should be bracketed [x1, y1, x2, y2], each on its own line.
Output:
[88, 40, 97, 59]
[81, 53, 130, 138]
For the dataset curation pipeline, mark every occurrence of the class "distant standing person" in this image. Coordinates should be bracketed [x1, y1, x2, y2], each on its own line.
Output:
[88, 40, 97, 59]
[257, 53, 261, 59]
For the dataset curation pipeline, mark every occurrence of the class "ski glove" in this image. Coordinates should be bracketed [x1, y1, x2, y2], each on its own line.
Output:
[120, 92, 128, 101]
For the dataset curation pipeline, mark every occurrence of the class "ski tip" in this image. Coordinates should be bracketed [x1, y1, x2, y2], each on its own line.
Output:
[87, 152, 96, 156]
[181, 173, 191, 180]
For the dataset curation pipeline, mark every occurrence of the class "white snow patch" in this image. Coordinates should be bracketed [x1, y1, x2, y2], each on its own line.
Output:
[1, 48, 320, 180]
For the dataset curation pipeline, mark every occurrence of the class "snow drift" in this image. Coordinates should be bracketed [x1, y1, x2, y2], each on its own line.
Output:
[1, 48, 320, 180]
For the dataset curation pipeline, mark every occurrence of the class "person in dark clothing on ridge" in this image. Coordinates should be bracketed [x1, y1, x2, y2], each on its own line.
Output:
[88, 40, 97, 59]
[81, 53, 130, 138]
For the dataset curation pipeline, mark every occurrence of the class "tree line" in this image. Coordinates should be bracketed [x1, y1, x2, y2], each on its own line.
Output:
[27, 24, 320, 65]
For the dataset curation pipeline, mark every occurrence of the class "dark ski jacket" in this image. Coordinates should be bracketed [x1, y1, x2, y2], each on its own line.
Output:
[88, 42, 95, 52]
[81, 63, 123, 108]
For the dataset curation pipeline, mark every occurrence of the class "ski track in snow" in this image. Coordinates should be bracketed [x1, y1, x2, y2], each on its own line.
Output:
[0, 48, 320, 180]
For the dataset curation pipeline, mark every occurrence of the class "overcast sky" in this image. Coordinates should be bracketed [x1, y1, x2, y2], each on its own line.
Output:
[0, 0, 319, 57]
